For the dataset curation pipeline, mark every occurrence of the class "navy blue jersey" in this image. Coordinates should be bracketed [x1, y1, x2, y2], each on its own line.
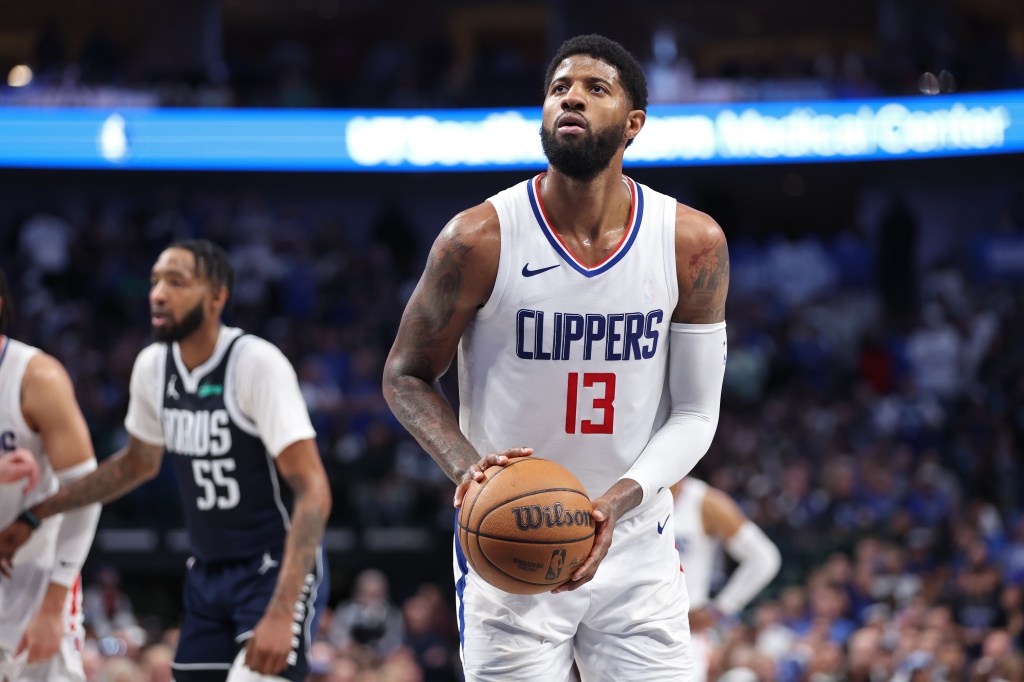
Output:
[161, 334, 291, 563]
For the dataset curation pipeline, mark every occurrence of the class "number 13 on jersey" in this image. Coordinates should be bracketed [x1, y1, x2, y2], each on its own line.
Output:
[565, 372, 616, 434]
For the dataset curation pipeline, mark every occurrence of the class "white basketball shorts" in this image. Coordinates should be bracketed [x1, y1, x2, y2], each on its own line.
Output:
[454, 489, 694, 682]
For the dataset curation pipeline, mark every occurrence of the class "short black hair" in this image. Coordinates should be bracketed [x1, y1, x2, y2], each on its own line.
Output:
[168, 239, 235, 306]
[543, 34, 648, 113]
[0, 266, 11, 331]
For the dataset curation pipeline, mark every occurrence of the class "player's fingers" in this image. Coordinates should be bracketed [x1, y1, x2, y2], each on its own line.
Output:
[453, 480, 470, 508]
[23, 463, 40, 493]
[243, 644, 257, 671]
[456, 448, 532, 505]
[482, 447, 531, 469]
[15, 633, 27, 656]
[27, 641, 47, 664]
[552, 541, 608, 593]
[270, 652, 289, 674]
[0, 558, 13, 578]
[251, 648, 285, 675]
[569, 519, 614, 582]
[495, 447, 532, 460]
[255, 644, 284, 675]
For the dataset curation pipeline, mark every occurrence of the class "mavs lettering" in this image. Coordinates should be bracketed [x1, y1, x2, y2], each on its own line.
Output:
[163, 409, 232, 457]
[516, 309, 663, 361]
[0, 430, 15, 452]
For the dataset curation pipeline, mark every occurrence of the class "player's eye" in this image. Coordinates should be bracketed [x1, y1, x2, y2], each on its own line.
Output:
[593, 85, 606, 93]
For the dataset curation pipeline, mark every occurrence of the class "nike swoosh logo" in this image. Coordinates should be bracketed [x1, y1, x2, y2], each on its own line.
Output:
[522, 263, 561, 277]
[657, 514, 671, 535]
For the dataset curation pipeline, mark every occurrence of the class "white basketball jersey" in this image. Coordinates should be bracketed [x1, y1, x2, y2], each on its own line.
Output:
[0, 337, 59, 529]
[0, 337, 62, 653]
[459, 174, 678, 515]
[674, 478, 716, 609]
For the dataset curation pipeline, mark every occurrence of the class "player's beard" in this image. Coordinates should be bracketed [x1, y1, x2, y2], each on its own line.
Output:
[540, 116, 627, 181]
[152, 300, 205, 343]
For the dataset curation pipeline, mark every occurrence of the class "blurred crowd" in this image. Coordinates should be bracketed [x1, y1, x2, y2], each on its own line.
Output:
[1, 171, 1023, 681]
[74, 565, 458, 682]
[2, 4, 1023, 109]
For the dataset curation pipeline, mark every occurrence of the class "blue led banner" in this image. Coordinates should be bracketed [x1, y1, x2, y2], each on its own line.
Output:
[0, 91, 1021, 171]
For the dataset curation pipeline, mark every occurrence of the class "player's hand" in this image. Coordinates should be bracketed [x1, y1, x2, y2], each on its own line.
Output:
[687, 605, 722, 632]
[244, 609, 295, 675]
[552, 478, 642, 594]
[16, 602, 63, 664]
[0, 521, 33, 577]
[551, 497, 619, 594]
[453, 447, 532, 508]
[0, 449, 40, 494]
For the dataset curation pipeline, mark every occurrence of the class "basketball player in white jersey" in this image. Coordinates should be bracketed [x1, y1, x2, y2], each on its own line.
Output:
[672, 478, 781, 681]
[0, 266, 100, 682]
[384, 34, 729, 681]
[0, 242, 331, 682]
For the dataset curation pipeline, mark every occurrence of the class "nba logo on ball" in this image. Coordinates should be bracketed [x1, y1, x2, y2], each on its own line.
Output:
[458, 458, 595, 595]
[545, 549, 567, 580]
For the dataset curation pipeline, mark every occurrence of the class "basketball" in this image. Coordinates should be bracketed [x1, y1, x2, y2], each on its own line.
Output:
[458, 457, 595, 595]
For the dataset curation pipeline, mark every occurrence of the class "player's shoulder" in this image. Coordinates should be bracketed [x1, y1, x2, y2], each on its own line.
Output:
[673, 201, 726, 251]
[442, 201, 501, 249]
[701, 484, 746, 530]
[23, 350, 73, 390]
[133, 342, 167, 371]
[232, 333, 296, 374]
[426, 201, 502, 289]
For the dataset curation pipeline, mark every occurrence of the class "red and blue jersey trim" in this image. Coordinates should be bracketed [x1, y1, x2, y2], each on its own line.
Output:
[526, 173, 644, 278]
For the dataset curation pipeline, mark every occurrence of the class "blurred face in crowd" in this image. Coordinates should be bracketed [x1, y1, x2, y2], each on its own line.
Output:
[149, 248, 221, 343]
[540, 55, 642, 180]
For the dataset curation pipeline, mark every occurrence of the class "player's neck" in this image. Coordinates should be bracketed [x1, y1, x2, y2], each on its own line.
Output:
[177, 323, 222, 370]
[541, 166, 630, 244]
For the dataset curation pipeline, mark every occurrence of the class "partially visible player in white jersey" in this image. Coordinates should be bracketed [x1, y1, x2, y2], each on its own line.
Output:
[0, 266, 100, 682]
[672, 477, 781, 681]
[384, 34, 730, 681]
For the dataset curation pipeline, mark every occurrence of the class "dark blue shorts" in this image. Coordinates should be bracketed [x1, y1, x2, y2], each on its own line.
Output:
[171, 548, 328, 682]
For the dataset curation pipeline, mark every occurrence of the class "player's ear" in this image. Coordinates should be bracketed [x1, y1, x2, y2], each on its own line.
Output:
[210, 284, 229, 311]
[625, 110, 645, 144]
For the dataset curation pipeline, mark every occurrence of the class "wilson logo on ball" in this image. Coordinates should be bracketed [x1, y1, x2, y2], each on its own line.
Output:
[511, 502, 593, 531]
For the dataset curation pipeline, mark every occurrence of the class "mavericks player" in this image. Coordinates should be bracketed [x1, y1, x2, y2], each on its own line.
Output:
[0, 266, 100, 682]
[384, 35, 729, 681]
[673, 477, 781, 681]
[0, 242, 332, 682]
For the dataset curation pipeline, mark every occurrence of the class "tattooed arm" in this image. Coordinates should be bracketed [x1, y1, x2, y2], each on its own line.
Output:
[0, 436, 163, 566]
[245, 438, 330, 675]
[673, 204, 730, 324]
[383, 203, 531, 503]
[33, 437, 164, 515]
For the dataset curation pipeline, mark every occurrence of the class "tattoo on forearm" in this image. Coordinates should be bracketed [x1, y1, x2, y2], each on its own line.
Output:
[35, 448, 151, 518]
[269, 474, 327, 612]
[387, 375, 469, 482]
[687, 239, 730, 321]
[386, 235, 479, 482]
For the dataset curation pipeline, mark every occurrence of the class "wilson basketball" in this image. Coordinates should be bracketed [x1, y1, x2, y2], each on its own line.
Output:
[458, 457, 595, 595]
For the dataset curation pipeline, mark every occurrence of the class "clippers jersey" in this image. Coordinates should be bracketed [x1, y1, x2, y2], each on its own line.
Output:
[159, 332, 291, 563]
[459, 174, 678, 515]
[0, 337, 59, 561]
[674, 478, 715, 609]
